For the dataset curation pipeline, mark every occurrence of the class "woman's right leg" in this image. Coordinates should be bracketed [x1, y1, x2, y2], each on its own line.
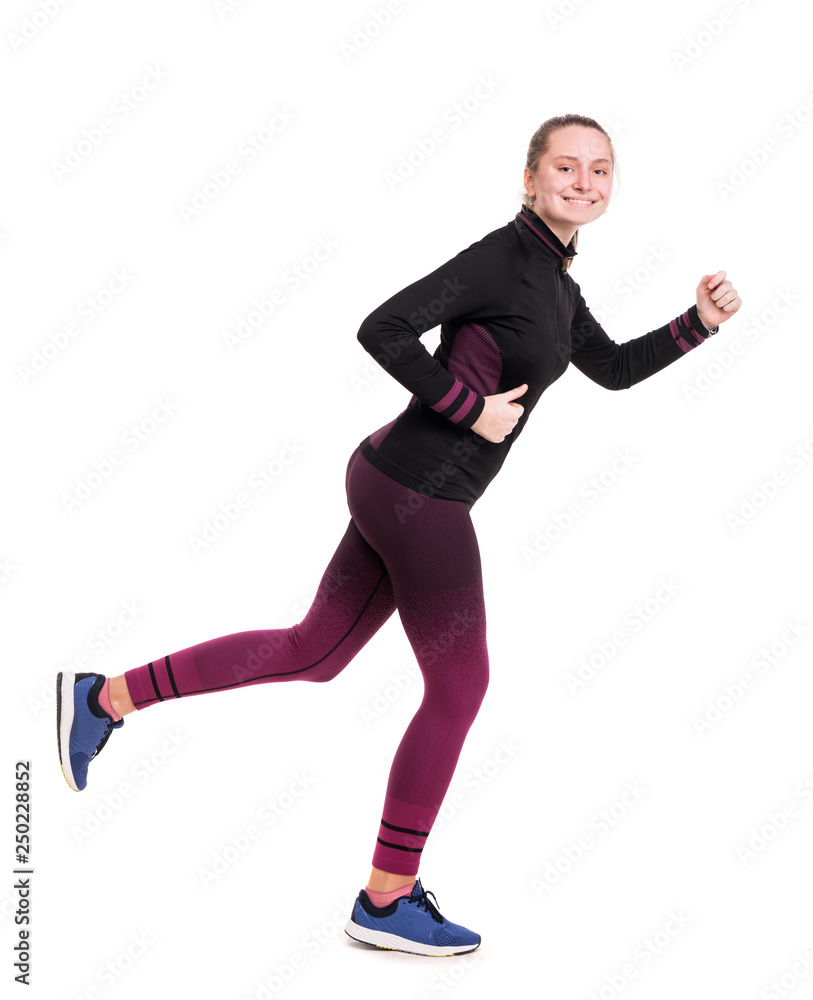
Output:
[58, 446, 399, 790]
[120, 459, 397, 710]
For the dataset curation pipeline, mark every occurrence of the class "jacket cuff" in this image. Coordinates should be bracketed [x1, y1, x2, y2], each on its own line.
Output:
[453, 391, 486, 431]
[687, 302, 718, 337]
[429, 379, 485, 430]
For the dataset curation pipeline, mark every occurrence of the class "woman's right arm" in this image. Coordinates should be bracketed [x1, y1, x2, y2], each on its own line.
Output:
[356, 237, 519, 433]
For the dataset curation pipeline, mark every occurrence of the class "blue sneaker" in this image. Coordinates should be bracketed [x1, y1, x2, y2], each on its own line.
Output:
[56, 672, 124, 792]
[345, 878, 481, 956]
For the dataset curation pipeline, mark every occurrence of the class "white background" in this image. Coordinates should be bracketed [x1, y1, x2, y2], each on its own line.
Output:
[2, 0, 812, 997]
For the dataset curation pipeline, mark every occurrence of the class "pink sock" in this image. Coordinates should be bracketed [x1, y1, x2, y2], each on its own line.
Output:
[365, 881, 416, 908]
[98, 677, 122, 722]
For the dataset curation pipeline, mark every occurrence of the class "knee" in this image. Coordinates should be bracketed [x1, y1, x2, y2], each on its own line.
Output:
[463, 650, 489, 693]
[470, 662, 490, 712]
[305, 665, 344, 684]
[431, 658, 489, 723]
[463, 654, 490, 723]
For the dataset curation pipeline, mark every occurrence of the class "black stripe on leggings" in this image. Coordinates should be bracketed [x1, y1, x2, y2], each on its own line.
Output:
[376, 837, 424, 854]
[147, 662, 164, 702]
[380, 819, 429, 837]
[164, 654, 181, 699]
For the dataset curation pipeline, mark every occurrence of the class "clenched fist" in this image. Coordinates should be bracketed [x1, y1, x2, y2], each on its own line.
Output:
[470, 384, 528, 443]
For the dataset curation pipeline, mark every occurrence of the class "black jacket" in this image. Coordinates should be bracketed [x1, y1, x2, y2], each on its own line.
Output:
[357, 202, 712, 508]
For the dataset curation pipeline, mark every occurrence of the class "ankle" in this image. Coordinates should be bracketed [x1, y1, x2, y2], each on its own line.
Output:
[97, 678, 122, 722]
[366, 867, 416, 894]
[365, 881, 415, 908]
[108, 675, 135, 717]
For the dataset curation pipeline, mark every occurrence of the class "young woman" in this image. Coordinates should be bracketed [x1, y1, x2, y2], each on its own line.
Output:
[56, 113, 741, 957]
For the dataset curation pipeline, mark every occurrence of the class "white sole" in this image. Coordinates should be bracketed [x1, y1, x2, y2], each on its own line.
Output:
[344, 918, 479, 957]
[57, 671, 79, 792]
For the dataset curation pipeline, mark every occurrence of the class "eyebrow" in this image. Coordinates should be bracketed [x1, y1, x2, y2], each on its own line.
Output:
[553, 155, 612, 165]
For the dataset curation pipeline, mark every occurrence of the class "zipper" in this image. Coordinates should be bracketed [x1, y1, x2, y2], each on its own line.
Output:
[547, 269, 564, 387]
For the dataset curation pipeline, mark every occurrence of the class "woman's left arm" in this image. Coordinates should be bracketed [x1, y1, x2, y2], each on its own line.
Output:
[568, 270, 742, 390]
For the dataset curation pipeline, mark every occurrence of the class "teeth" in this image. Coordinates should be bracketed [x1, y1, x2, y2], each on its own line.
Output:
[564, 198, 593, 205]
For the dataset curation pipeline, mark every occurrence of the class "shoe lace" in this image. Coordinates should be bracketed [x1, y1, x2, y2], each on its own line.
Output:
[411, 886, 444, 924]
[90, 717, 120, 762]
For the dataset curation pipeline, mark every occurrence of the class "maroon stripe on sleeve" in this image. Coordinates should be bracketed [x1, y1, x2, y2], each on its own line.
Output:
[670, 310, 706, 352]
[449, 389, 477, 424]
[431, 382, 462, 414]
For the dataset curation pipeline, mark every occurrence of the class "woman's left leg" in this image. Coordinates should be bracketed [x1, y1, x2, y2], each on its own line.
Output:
[345, 449, 490, 879]
[344, 448, 488, 955]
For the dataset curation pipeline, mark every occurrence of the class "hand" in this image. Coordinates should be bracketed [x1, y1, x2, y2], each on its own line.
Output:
[696, 270, 742, 330]
[470, 384, 528, 443]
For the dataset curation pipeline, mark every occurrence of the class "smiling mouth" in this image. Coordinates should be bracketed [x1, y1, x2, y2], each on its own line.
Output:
[562, 196, 596, 206]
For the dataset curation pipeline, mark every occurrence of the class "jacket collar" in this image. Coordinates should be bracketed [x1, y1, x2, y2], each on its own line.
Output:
[515, 203, 578, 262]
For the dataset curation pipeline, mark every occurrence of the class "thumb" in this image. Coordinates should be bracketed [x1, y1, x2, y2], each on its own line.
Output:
[503, 383, 528, 400]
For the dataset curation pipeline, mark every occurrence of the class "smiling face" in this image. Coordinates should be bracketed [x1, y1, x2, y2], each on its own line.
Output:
[523, 125, 613, 248]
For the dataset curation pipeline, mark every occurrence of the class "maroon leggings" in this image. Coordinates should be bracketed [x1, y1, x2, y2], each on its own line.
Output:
[124, 444, 489, 876]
